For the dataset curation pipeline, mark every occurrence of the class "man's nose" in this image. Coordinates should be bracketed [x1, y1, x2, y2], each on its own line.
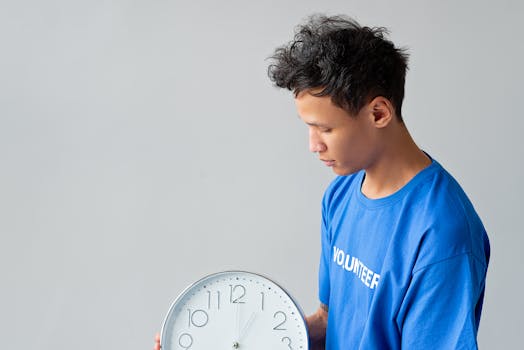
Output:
[309, 129, 327, 153]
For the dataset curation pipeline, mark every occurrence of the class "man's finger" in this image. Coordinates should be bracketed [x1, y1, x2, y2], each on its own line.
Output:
[154, 332, 161, 350]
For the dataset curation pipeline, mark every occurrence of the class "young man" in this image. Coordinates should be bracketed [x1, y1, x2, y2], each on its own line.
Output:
[267, 15, 490, 349]
[153, 15, 490, 350]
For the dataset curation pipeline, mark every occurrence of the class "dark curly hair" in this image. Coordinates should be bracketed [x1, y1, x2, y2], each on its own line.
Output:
[268, 14, 409, 121]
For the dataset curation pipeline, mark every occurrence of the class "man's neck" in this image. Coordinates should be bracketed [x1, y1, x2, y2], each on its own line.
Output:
[361, 125, 432, 199]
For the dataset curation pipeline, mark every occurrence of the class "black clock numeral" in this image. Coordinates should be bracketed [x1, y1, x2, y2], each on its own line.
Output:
[178, 333, 193, 349]
[282, 336, 294, 349]
[207, 290, 220, 310]
[229, 284, 246, 304]
[273, 311, 287, 330]
[187, 309, 209, 328]
[260, 292, 265, 311]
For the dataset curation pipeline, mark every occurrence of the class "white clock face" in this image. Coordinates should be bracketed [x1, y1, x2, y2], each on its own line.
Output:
[161, 271, 309, 350]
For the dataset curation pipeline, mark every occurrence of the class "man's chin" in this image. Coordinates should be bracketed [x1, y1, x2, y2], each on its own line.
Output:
[332, 166, 360, 176]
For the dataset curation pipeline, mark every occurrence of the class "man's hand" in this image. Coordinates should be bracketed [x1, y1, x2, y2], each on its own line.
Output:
[153, 332, 160, 350]
[306, 304, 328, 350]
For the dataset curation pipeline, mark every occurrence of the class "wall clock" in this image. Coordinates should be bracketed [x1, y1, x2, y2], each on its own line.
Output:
[160, 270, 309, 349]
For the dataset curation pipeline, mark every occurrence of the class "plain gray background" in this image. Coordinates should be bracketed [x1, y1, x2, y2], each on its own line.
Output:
[1, 0, 522, 348]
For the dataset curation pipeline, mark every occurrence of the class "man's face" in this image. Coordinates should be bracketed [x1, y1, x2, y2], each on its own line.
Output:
[295, 91, 380, 176]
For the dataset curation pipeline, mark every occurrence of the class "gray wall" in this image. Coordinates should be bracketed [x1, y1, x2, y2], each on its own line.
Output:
[1, 0, 522, 348]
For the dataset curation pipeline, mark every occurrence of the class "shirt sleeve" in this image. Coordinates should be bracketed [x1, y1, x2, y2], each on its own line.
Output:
[397, 253, 487, 349]
[318, 192, 331, 307]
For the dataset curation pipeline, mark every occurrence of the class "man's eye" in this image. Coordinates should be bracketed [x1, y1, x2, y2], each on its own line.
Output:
[320, 128, 332, 133]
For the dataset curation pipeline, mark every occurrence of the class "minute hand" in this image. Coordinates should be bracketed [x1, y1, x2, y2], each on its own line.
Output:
[239, 312, 257, 341]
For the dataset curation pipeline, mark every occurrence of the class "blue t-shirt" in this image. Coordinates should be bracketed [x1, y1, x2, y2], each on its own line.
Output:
[319, 158, 490, 349]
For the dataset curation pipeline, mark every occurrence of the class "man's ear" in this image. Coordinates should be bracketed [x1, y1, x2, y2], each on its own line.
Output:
[369, 97, 394, 128]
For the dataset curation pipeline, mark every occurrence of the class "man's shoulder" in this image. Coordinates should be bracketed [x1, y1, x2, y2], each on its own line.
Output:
[406, 161, 489, 269]
[412, 161, 479, 224]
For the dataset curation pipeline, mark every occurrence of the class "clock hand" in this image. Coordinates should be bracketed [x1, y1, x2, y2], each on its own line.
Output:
[232, 305, 241, 350]
[235, 303, 240, 341]
[239, 312, 257, 341]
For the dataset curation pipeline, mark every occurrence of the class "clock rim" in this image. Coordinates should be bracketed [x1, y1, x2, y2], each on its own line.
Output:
[160, 270, 310, 349]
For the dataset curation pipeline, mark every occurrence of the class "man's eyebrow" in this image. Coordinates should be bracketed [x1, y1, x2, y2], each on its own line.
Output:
[296, 114, 332, 128]
[296, 114, 322, 125]
[304, 121, 331, 128]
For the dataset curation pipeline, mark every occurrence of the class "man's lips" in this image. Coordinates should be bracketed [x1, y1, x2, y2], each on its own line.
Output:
[321, 159, 336, 167]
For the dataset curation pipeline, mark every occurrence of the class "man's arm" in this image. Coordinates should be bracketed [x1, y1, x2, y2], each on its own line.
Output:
[306, 303, 328, 350]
